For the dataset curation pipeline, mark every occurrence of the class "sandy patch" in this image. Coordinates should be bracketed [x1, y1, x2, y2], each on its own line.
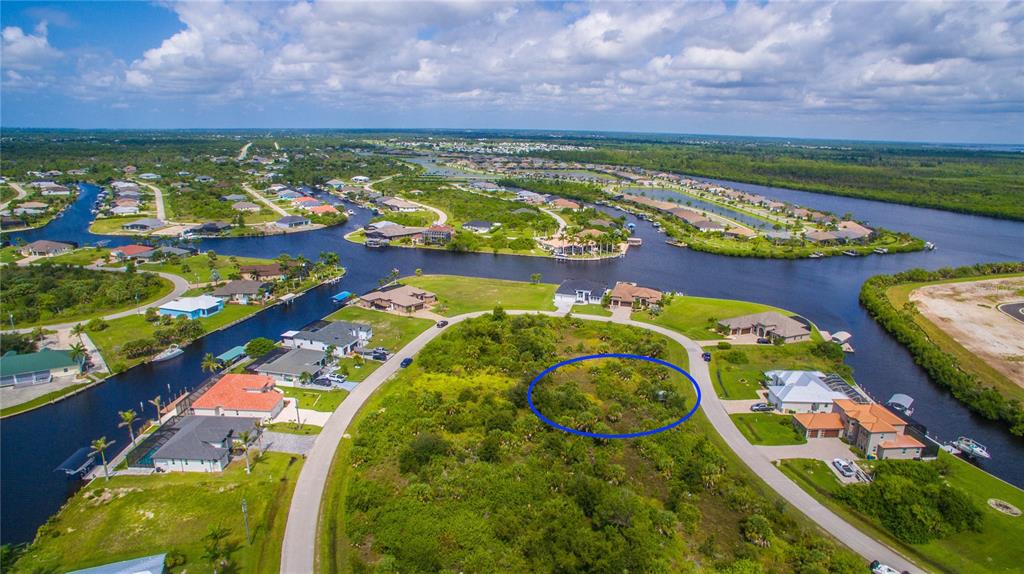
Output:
[910, 277, 1024, 386]
[151, 224, 198, 237]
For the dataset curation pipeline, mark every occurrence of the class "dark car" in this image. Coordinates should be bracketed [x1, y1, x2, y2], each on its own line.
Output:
[756, 337, 771, 344]
[749, 402, 773, 412]
[400, 357, 413, 368]
[701, 352, 712, 362]
[436, 320, 449, 328]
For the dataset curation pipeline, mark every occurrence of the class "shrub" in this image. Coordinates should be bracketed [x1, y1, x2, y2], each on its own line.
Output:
[164, 550, 186, 568]
[244, 337, 277, 357]
[717, 341, 732, 350]
[86, 318, 109, 332]
[398, 432, 449, 473]
[722, 349, 749, 364]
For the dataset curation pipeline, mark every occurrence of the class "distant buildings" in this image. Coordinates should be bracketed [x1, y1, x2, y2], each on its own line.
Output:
[462, 220, 496, 233]
[422, 225, 453, 245]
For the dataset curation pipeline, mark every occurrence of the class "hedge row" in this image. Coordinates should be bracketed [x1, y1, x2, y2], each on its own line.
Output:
[859, 262, 1024, 436]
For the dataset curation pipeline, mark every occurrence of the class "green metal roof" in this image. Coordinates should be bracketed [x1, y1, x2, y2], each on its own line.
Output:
[215, 345, 247, 363]
[0, 348, 79, 376]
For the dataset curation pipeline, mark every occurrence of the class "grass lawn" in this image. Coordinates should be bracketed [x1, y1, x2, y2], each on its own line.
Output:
[709, 341, 853, 400]
[140, 254, 276, 284]
[730, 413, 807, 445]
[570, 304, 612, 317]
[335, 358, 381, 382]
[11, 275, 175, 330]
[38, 247, 112, 266]
[404, 274, 557, 316]
[886, 274, 1024, 404]
[14, 452, 303, 574]
[0, 383, 90, 418]
[636, 295, 787, 340]
[90, 304, 264, 370]
[325, 306, 434, 351]
[280, 386, 348, 412]
[266, 422, 322, 435]
[88, 215, 148, 235]
[0, 246, 25, 263]
[779, 453, 1024, 574]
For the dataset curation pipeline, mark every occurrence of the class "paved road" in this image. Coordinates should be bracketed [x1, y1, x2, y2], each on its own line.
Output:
[237, 142, 252, 162]
[1, 264, 190, 334]
[539, 206, 568, 235]
[242, 183, 289, 216]
[998, 302, 1024, 324]
[280, 310, 919, 574]
[1, 181, 29, 210]
[134, 179, 166, 220]
[409, 199, 447, 225]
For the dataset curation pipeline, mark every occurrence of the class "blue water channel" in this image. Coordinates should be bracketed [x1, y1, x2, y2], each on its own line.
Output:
[623, 187, 771, 229]
[2, 180, 1023, 544]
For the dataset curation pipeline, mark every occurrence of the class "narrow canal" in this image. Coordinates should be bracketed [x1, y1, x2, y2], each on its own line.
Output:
[2, 180, 1022, 544]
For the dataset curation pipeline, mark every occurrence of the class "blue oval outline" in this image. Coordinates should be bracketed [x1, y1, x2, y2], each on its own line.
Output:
[527, 353, 702, 439]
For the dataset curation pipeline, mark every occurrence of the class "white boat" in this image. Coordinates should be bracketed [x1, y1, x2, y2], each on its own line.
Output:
[346, 209, 355, 216]
[925, 241, 936, 250]
[842, 250, 859, 256]
[886, 393, 914, 417]
[808, 252, 824, 258]
[952, 436, 990, 459]
[873, 247, 888, 254]
[151, 344, 183, 363]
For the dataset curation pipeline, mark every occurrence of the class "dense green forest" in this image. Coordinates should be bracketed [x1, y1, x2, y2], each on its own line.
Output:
[536, 143, 1024, 220]
[497, 178, 606, 203]
[860, 262, 1024, 435]
[322, 313, 862, 573]
[1, 266, 169, 327]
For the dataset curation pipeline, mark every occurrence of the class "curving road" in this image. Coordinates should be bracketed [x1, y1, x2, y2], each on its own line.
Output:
[1, 182, 29, 211]
[133, 179, 167, 221]
[1, 264, 191, 334]
[238, 142, 253, 162]
[280, 310, 919, 574]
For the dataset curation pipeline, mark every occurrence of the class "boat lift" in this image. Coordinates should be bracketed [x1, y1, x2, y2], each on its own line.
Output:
[55, 447, 96, 478]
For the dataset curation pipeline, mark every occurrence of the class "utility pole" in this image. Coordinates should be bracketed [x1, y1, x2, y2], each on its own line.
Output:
[241, 498, 251, 544]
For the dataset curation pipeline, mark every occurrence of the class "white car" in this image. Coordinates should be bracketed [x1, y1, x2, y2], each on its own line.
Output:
[870, 560, 903, 574]
[832, 457, 855, 478]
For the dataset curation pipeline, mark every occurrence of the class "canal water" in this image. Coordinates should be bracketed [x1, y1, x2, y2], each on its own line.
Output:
[2, 180, 1022, 544]
[622, 187, 771, 229]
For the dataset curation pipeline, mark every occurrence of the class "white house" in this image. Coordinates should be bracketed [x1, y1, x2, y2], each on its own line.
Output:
[554, 279, 607, 306]
[281, 321, 372, 356]
[150, 416, 259, 473]
[765, 370, 847, 413]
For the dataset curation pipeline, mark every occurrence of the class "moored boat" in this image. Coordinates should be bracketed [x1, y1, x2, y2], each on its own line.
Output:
[952, 436, 990, 459]
[151, 344, 183, 363]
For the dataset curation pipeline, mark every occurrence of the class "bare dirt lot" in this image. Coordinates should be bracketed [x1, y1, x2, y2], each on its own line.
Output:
[911, 277, 1024, 386]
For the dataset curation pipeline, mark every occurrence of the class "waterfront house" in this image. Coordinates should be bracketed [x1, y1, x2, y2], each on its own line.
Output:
[110, 205, 140, 216]
[20, 239, 73, 257]
[150, 415, 259, 472]
[309, 204, 340, 216]
[111, 244, 155, 260]
[240, 263, 288, 280]
[144, 246, 193, 260]
[555, 279, 607, 306]
[1, 216, 27, 229]
[0, 348, 81, 387]
[325, 178, 345, 189]
[765, 370, 847, 413]
[805, 230, 838, 244]
[213, 280, 268, 304]
[835, 221, 874, 242]
[359, 284, 436, 313]
[183, 221, 232, 236]
[254, 348, 326, 385]
[276, 189, 303, 200]
[364, 224, 426, 246]
[232, 201, 261, 212]
[608, 282, 662, 308]
[122, 218, 166, 232]
[382, 197, 421, 212]
[718, 311, 811, 343]
[114, 198, 139, 208]
[282, 321, 372, 356]
[275, 215, 311, 229]
[292, 196, 322, 209]
[831, 400, 924, 459]
[462, 220, 496, 233]
[191, 373, 284, 419]
[550, 198, 581, 211]
[40, 186, 72, 196]
[422, 225, 453, 245]
[158, 295, 224, 319]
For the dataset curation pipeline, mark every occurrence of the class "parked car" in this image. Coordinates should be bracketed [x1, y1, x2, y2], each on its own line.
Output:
[436, 320, 449, 328]
[756, 337, 771, 344]
[869, 560, 903, 574]
[701, 352, 712, 362]
[749, 402, 773, 413]
[400, 357, 413, 368]
[832, 458, 855, 477]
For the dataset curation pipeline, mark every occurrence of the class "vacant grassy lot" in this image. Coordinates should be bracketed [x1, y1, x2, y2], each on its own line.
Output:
[141, 254, 276, 284]
[0, 246, 24, 263]
[636, 295, 786, 340]
[780, 453, 1024, 574]
[89, 215, 149, 235]
[709, 341, 853, 400]
[730, 413, 807, 445]
[570, 304, 612, 317]
[13, 452, 303, 574]
[404, 274, 557, 316]
[37, 247, 111, 266]
[326, 305, 434, 351]
[280, 386, 348, 412]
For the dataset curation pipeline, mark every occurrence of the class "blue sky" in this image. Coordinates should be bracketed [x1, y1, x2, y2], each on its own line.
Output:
[2, 1, 1021, 143]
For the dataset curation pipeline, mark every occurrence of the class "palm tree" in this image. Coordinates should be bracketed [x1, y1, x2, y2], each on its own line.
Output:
[71, 323, 86, 339]
[118, 410, 138, 445]
[148, 395, 163, 420]
[299, 371, 314, 387]
[324, 344, 337, 361]
[90, 437, 115, 481]
[202, 526, 231, 574]
[201, 353, 220, 374]
[68, 342, 88, 364]
[253, 420, 265, 450]
[237, 430, 254, 474]
[30, 326, 45, 343]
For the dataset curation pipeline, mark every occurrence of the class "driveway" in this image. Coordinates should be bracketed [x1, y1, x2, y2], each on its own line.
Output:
[757, 438, 855, 462]
[721, 397, 766, 414]
[279, 309, 920, 574]
[270, 400, 332, 427]
[263, 431, 317, 455]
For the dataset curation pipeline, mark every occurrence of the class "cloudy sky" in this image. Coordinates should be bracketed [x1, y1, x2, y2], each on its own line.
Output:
[2, 1, 1021, 143]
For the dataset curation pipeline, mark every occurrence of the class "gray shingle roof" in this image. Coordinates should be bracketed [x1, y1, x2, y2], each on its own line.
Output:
[256, 348, 325, 377]
[292, 321, 371, 348]
[152, 416, 257, 461]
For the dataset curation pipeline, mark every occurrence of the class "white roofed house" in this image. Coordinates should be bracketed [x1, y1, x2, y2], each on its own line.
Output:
[158, 295, 224, 319]
[554, 279, 607, 306]
[281, 321, 373, 356]
[764, 370, 847, 413]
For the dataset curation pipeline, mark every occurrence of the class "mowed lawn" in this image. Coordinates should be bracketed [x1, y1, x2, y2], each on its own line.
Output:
[730, 413, 807, 445]
[404, 274, 557, 316]
[281, 386, 348, 412]
[571, 304, 612, 317]
[140, 254, 277, 284]
[325, 306, 434, 351]
[709, 342, 853, 400]
[38, 247, 111, 266]
[14, 452, 303, 574]
[636, 295, 787, 340]
[779, 453, 1024, 574]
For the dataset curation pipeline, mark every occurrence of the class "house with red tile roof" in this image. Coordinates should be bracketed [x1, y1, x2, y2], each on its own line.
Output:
[309, 204, 339, 215]
[832, 399, 924, 459]
[191, 374, 285, 420]
[111, 244, 155, 260]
